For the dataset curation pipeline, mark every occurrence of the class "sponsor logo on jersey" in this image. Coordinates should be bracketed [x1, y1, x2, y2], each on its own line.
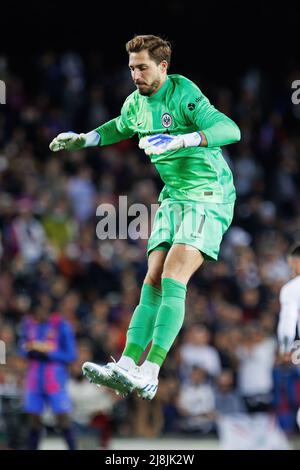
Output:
[187, 102, 195, 111]
[161, 113, 172, 128]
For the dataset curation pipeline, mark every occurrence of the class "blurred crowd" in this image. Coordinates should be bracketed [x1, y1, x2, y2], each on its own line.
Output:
[0, 51, 300, 449]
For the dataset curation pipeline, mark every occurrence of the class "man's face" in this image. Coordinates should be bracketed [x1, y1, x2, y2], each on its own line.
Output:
[288, 256, 300, 276]
[129, 50, 167, 96]
[34, 306, 50, 323]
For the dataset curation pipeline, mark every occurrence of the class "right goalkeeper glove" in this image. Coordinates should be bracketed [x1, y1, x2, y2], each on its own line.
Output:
[49, 130, 100, 152]
[49, 132, 86, 152]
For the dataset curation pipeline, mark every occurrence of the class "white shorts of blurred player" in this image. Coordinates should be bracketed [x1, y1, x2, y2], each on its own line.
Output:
[217, 413, 291, 450]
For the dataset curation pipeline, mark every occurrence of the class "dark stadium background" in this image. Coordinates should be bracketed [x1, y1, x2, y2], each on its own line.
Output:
[1, 1, 299, 74]
[1, 1, 299, 127]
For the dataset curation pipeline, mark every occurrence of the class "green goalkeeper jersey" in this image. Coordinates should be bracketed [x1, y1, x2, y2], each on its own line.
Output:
[96, 74, 240, 203]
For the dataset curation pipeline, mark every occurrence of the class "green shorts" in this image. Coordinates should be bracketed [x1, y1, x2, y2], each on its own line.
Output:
[147, 199, 235, 260]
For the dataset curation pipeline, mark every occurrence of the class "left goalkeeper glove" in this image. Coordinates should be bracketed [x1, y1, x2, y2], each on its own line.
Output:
[139, 132, 202, 155]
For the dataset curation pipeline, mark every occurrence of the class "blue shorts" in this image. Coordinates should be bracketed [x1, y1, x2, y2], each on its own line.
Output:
[24, 390, 72, 414]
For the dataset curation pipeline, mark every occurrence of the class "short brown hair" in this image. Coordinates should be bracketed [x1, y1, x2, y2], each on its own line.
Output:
[288, 244, 300, 258]
[126, 35, 172, 69]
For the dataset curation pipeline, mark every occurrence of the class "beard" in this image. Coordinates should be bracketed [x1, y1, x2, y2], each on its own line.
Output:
[136, 78, 161, 96]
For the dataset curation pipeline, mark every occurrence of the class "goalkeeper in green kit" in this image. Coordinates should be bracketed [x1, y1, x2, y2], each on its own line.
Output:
[50, 35, 241, 400]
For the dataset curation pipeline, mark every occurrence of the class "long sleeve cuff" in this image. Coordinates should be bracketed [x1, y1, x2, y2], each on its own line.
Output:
[204, 120, 241, 147]
[83, 130, 101, 147]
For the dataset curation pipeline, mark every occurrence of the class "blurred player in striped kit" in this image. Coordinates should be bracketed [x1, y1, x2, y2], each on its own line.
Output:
[20, 294, 77, 449]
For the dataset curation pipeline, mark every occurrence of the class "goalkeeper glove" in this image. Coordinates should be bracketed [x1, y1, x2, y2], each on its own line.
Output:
[139, 132, 202, 156]
[49, 130, 100, 152]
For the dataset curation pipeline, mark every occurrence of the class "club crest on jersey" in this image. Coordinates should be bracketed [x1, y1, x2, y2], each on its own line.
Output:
[161, 113, 172, 128]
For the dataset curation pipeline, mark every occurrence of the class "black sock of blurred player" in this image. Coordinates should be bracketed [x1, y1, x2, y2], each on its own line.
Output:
[61, 427, 76, 450]
[28, 428, 42, 450]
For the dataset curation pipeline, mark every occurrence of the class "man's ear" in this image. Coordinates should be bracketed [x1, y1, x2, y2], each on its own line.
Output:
[160, 60, 168, 73]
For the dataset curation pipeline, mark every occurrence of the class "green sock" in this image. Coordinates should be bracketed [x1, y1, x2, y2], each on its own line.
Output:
[147, 278, 187, 367]
[122, 283, 162, 363]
